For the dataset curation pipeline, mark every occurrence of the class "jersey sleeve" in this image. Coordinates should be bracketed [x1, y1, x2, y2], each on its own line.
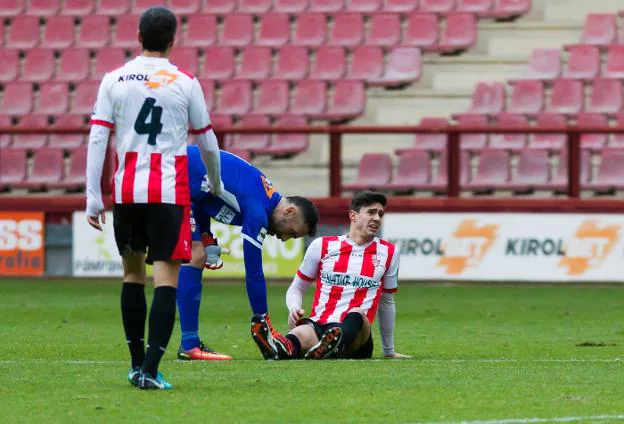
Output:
[188, 78, 212, 133]
[90, 73, 115, 127]
[382, 247, 400, 293]
[240, 207, 270, 315]
[297, 237, 323, 282]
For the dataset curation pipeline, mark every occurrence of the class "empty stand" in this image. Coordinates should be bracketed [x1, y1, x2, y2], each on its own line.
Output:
[610, 114, 624, 148]
[169, 0, 200, 14]
[403, 13, 438, 48]
[56, 48, 90, 82]
[343, 153, 392, 191]
[53, 146, 87, 190]
[293, 13, 327, 46]
[49, 115, 86, 149]
[239, 0, 273, 13]
[0, 0, 24, 17]
[202, 0, 235, 13]
[216, 81, 252, 115]
[112, 15, 140, 48]
[347, 46, 384, 81]
[588, 79, 622, 115]
[505, 149, 550, 191]
[530, 114, 567, 150]
[273, 46, 309, 79]
[97, 0, 129, 15]
[257, 13, 291, 46]
[42, 16, 75, 49]
[237, 47, 272, 80]
[457, 114, 488, 151]
[551, 149, 590, 192]
[482, 0, 531, 20]
[563, 46, 599, 80]
[274, 0, 308, 13]
[22, 49, 55, 82]
[507, 80, 544, 115]
[0, 83, 33, 115]
[0, 50, 19, 82]
[0, 148, 27, 190]
[13, 114, 48, 149]
[456, 82, 505, 116]
[587, 149, 624, 192]
[182, 14, 217, 47]
[132, 0, 166, 14]
[230, 116, 271, 153]
[546, 79, 583, 115]
[255, 115, 310, 157]
[36, 83, 70, 114]
[396, 117, 448, 154]
[61, 0, 95, 16]
[317, 81, 365, 121]
[199, 79, 215, 110]
[436, 13, 477, 54]
[291, 80, 326, 115]
[520, 49, 561, 81]
[577, 14, 617, 47]
[202, 47, 235, 80]
[6, 16, 39, 49]
[71, 82, 99, 114]
[253, 81, 290, 115]
[384, 150, 430, 192]
[27, 0, 60, 16]
[76, 15, 110, 48]
[221, 14, 254, 46]
[169, 47, 199, 76]
[329, 13, 364, 46]
[348, 0, 382, 12]
[489, 114, 527, 150]
[371, 47, 421, 86]
[577, 113, 608, 150]
[603, 46, 624, 79]
[21, 148, 65, 190]
[0, 116, 12, 149]
[431, 150, 470, 192]
[93, 48, 126, 80]
[366, 13, 401, 46]
[420, 0, 455, 13]
[383, 0, 418, 12]
[310, 47, 346, 80]
[465, 149, 510, 191]
[457, 0, 491, 13]
[310, 0, 344, 12]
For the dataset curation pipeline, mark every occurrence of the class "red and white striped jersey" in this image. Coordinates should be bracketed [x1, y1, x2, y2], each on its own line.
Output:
[91, 56, 212, 206]
[296, 235, 399, 325]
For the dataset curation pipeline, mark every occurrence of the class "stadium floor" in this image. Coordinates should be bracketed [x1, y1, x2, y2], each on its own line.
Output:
[1, 280, 623, 423]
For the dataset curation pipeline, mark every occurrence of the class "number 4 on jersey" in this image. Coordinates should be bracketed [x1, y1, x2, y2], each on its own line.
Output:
[134, 97, 163, 145]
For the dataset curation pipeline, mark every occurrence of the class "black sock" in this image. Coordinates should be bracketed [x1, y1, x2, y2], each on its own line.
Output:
[121, 282, 147, 370]
[340, 312, 364, 349]
[286, 334, 302, 359]
[142, 286, 177, 377]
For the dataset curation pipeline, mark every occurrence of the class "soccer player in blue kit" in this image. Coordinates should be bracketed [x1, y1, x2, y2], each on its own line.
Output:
[176, 145, 320, 360]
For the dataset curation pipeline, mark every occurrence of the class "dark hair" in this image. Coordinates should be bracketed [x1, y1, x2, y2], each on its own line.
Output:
[139, 7, 177, 52]
[286, 196, 319, 237]
[350, 191, 387, 212]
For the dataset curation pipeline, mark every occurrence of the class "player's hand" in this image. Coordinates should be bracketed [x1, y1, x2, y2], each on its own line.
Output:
[202, 233, 230, 270]
[86, 197, 106, 230]
[86, 211, 106, 231]
[384, 352, 412, 359]
[288, 308, 305, 329]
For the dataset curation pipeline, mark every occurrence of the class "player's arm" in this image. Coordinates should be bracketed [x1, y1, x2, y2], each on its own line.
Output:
[240, 211, 271, 316]
[188, 78, 223, 196]
[285, 237, 322, 328]
[378, 249, 410, 359]
[86, 73, 114, 230]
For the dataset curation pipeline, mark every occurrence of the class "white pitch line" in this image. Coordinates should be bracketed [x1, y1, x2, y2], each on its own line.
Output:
[416, 414, 624, 424]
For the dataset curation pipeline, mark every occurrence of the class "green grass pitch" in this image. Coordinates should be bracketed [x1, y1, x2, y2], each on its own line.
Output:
[0, 280, 623, 423]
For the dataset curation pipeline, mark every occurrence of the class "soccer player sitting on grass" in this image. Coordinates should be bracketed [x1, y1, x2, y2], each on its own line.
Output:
[251, 191, 410, 360]
[176, 145, 320, 360]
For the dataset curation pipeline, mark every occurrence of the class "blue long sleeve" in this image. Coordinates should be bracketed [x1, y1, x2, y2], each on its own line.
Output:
[242, 238, 268, 315]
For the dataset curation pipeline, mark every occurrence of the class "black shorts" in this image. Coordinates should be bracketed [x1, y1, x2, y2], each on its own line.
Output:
[112, 203, 192, 265]
[300, 318, 374, 359]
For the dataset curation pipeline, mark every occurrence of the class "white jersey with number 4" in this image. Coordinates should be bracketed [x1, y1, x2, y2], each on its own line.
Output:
[296, 235, 399, 324]
[90, 56, 212, 206]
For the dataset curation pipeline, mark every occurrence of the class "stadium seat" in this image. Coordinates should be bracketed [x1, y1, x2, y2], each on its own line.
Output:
[577, 113, 608, 150]
[76, 15, 110, 48]
[383, 150, 430, 192]
[0, 0, 23, 17]
[49, 114, 86, 149]
[309, 0, 344, 12]
[343, 153, 392, 192]
[97, 0, 130, 15]
[0, 83, 33, 115]
[577, 14, 617, 47]
[457, 0, 491, 13]
[0, 115, 12, 149]
[587, 79, 622, 115]
[587, 149, 624, 192]
[255, 115, 310, 157]
[169, 0, 200, 14]
[518, 48, 561, 82]
[21, 48, 55, 82]
[27, 0, 60, 15]
[489, 114, 527, 150]
[201, 47, 235, 80]
[505, 149, 550, 192]
[455, 82, 505, 116]
[457, 114, 488, 151]
[199, 79, 215, 111]
[169, 47, 199, 76]
[257, 13, 290, 47]
[465, 149, 509, 190]
[372, 47, 421, 87]
[290, 80, 326, 115]
[230, 115, 271, 153]
[221, 14, 253, 46]
[274, 0, 308, 13]
[60, 0, 95, 16]
[563, 46, 599, 81]
[608, 114, 624, 148]
[6, 16, 40, 49]
[112, 15, 141, 48]
[56, 48, 90, 82]
[92, 48, 126, 80]
[70, 82, 99, 114]
[41, 16, 75, 49]
[383, 0, 417, 12]
[237, 47, 272, 80]
[181, 14, 216, 47]
[201, 0, 235, 13]
[329, 13, 364, 46]
[0, 148, 27, 190]
[430, 150, 471, 192]
[347, 0, 381, 12]
[602, 46, 624, 79]
[396, 117, 448, 154]
[273, 46, 309, 80]
[546, 79, 583, 115]
[482, 0, 531, 20]
[366, 13, 401, 46]
[317, 81, 365, 121]
[53, 146, 87, 190]
[420, 0, 455, 13]
[0, 50, 19, 82]
[435, 13, 476, 54]
[36, 83, 70, 114]
[132, 0, 166, 14]
[252, 81, 290, 115]
[530, 113, 567, 150]
[403, 13, 438, 48]
[226, 147, 252, 162]
[238, 0, 273, 13]
[216, 81, 252, 115]
[507, 80, 544, 115]
[550, 149, 590, 191]
[347, 46, 383, 81]
[13, 114, 48, 149]
[22, 148, 65, 190]
[310, 47, 346, 80]
[292, 13, 326, 46]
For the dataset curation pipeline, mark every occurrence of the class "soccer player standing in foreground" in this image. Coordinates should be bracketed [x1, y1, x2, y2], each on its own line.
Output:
[85, 7, 223, 389]
[176, 146, 320, 360]
[252, 191, 410, 360]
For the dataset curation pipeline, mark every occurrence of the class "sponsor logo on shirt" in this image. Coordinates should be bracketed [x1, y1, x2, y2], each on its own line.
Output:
[320, 271, 380, 289]
[144, 69, 178, 89]
[215, 206, 236, 224]
[118, 73, 151, 82]
[261, 175, 275, 199]
[189, 213, 196, 233]
[257, 228, 267, 244]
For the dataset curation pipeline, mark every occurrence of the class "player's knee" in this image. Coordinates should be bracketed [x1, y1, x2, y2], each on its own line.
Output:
[190, 241, 206, 268]
[348, 308, 370, 328]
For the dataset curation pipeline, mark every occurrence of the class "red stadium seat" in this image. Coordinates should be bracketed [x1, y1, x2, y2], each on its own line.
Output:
[309, 0, 343, 12]
[550, 149, 589, 192]
[0, 50, 20, 82]
[588, 79, 622, 115]
[329, 13, 364, 46]
[546, 79, 583, 115]
[430, 150, 470, 192]
[0, 115, 12, 149]
[201, 47, 235, 80]
[22, 48, 55, 82]
[237, 47, 272, 80]
[608, 114, 624, 148]
[371, 47, 421, 87]
[347, 46, 383, 81]
[97, 0, 129, 15]
[519, 48, 561, 81]
[132, 0, 166, 14]
[253, 81, 290, 115]
[36, 83, 70, 114]
[457, 114, 488, 151]
[435, 13, 476, 54]
[60, 0, 95, 16]
[22, 148, 65, 190]
[403, 13, 438, 48]
[310, 47, 346, 80]
[396, 117, 448, 154]
[170, 47, 199, 76]
[603, 46, 624, 79]
[13, 114, 48, 149]
[507, 80, 544, 115]
[505, 149, 550, 191]
[292, 13, 326, 46]
[92, 48, 126, 80]
[112, 15, 140, 48]
[455, 82, 505, 117]
[274, 0, 308, 13]
[273, 46, 309, 80]
[421, 0, 455, 12]
[221, 14, 253, 46]
[56, 48, 90, 82]
[457, 0, 492, 13]
[578, 14, 617, 47]
[366, 13, 400, 46]
[6, 16, 40, 49]
[76, 15, 110, 48]
[383, 0, 417, 12]
[563, 46, 599, 80]
[255, 115, 310, 157]
[578, 113, 608, 150]
[199, 79, 215, 111]
[317, 80, 365, 121]
[257, 13, 291, 46]
[238, 0, 273, 13]
[482, 0, 531, 20]
[182, 14, 216, 47]
[169, 0, 200, 14]
[343, 153, 392, 192]
[0, 148, 27, 190]
[54, 146, 87, 190]
[71, 82, 99, 114]
[231, 115, 271, 153]
[49, 114, 86, 149]
[0, 83, 33, 115]
[465, 149, 509, 190]
[0, 0, 23, 17]
[490, 114, 527, 150]
[530, 113, 566, 150]
[27, 0, 60, 15]
[216, 81, 252, 115]
[383, 150, 430, 192]
[347, 0, 381, 12]
[201, 0, 235, 13]
[42, 16, 75, 49]
[291, 80, 326, 115]
[588, 149, 624, 192]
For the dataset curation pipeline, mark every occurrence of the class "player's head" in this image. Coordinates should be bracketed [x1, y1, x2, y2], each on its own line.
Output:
[269, 196, 319, 242]
[138, 7, 177, 54]
[348, 191, 387, 239]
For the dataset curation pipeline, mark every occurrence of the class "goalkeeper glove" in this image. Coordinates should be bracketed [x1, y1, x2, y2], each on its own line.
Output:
[201, 233, 229, 270]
